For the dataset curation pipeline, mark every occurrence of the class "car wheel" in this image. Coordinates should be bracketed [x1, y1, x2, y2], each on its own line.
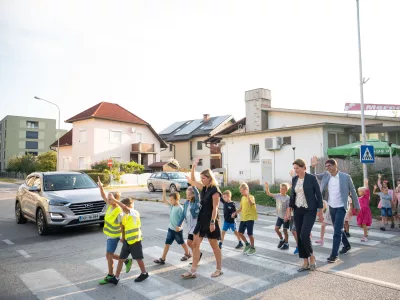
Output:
[36, 208, 49, 236]
[170, 184, 177, 193]
[15, 201, 27, 224]
[148, 183, 155, 192]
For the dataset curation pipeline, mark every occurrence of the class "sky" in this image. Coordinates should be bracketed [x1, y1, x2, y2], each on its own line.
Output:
[0, 0, 399, 133]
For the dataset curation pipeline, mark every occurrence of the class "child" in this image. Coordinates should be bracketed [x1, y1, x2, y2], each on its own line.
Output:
[97, 178, 132, 285]
[219, 190, 243, 250]
[356, 179, 372, 241]
[395, 180, 400, 228]
[154, 184, 191, 265]
[232, 182, 257, 255]
[176, 182, 201, 261]
[108, 196, 149, 284]
[374, 184, 394, 231]
[265, 182, 291, 250]
[315, 200, 331, 246]
[378, 174, 395, 228]
[344, 196, 354, 238]
[289, 212, 298, 254]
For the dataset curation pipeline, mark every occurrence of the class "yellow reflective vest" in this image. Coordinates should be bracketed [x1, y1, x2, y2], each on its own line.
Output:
[103, 205, 122, 238]
[122, 210, 142, 245]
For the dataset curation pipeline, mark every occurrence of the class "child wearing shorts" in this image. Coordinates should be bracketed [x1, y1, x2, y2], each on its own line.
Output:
[219, 190, 243, 249]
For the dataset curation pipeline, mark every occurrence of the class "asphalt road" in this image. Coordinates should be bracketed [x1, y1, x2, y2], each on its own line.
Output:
[1, 182, 400, 300]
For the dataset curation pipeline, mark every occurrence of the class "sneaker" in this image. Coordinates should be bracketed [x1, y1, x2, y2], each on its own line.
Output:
[340, 246, 351, 255]
[243, 243, 251, 254]
[235, 241, 244, 249]
[280, 244, 289, 250]
[108, 276, 119, 285]
[345, 232, 350, 238]
[277, 240, 285, 249]
[98, 275, 113, 285]
[218, 242, 222, 249]
[247, 247, 256, 255]
[391, 223, 395, 229]
[315, 239, 324, 245]
[361, 237, 368, 242]
[293, 247, 299, 254]
[134, 272, 149, 282]
[125, 259, 133, 273]
[327, 256, 338, 263]
[380, 227, 386, 231]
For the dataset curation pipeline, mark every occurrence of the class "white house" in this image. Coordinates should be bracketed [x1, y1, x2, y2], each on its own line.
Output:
[205, 88, 400, 184]
[52, 102, 167, 171]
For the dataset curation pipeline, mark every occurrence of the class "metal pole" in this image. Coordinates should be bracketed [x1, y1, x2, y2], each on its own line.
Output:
[388, 143, 395, 189]
[356, 0, 368, 179]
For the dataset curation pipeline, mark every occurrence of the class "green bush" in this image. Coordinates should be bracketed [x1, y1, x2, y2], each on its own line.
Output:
[120, 161, 144, 174]
[86, 172, 110, 186]
[91, 160, 111, 171]
[36, 151, 57, 172]
[6, 151, 57, 174]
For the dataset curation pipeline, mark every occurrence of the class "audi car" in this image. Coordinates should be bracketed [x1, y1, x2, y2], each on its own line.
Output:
[15, 171, 106, 235]
[147, 172, 189, 192]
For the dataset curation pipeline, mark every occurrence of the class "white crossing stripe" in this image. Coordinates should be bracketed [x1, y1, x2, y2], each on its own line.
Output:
[145, 246, 270, 293]
[257, 218, 276, 223]
[310, 223, 395, 238]
[20, 269, 94, 300]
[222, 234, 328, 262]
[17, 249, 31, 258]
[263, 225, 380, 246]
[3, 239, 14, 245]
[87, 253, 207, 300]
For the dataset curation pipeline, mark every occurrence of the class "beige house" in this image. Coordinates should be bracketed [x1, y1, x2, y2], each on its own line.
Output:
[159, 114, 235, 171]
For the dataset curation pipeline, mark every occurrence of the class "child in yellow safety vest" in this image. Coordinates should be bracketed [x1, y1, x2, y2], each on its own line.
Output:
[107, 196, 149, 284]
[97, 178, 133, 285]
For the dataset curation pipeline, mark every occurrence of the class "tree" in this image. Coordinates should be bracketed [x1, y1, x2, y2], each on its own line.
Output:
[37, 151, 57, 171]
[6, 154, 37, 174]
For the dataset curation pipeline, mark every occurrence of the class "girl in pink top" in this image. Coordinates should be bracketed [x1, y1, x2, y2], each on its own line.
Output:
[356, 179, 372, 242]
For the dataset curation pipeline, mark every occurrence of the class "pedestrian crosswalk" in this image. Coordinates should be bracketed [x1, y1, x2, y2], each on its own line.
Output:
[18, 217, 398, 300]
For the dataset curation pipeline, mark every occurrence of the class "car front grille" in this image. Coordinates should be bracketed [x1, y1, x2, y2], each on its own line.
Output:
[68, 201, 105, 215]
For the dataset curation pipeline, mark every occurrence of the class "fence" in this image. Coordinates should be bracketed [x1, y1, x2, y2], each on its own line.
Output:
[0, 172, 26, 179]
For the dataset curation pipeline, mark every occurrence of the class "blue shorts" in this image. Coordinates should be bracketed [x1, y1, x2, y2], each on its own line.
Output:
[222, 221, 237, 232]
[381, 207, 393, 217]
[106, 238, 120, 253]
[239, 220, 254, 236]
[165, 228, 185, 245]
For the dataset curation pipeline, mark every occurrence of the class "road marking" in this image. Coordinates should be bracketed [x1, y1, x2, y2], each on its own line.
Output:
[20, 268, 94, 300]
[257, 218, 275, 223]
[3, 239, 14, 245]
[156, 228, 168, 232]
[310, 223, 395, 238]
[17, 249, 31, 258]
[145, 246, 270, 293]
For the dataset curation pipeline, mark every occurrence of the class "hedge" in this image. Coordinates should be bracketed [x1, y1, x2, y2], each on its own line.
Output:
[86, 172, 110, 186]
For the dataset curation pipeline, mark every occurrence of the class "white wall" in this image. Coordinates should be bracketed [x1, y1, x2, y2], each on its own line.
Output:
[222, 127, 324, 183]
[58, 146, 72, 171]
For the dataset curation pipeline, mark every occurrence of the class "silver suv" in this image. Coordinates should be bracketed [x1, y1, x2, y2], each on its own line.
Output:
[15, 171, 106, 235]
[147, 172, 188, 193]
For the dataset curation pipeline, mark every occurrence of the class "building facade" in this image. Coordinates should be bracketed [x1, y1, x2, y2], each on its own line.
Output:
[0, 115, 67, 171]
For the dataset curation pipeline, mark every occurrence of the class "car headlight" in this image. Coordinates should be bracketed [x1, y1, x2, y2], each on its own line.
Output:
[48, 199, 69, 206]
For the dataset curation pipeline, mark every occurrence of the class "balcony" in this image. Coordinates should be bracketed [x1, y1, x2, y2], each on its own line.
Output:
[131, 143, 155, 153]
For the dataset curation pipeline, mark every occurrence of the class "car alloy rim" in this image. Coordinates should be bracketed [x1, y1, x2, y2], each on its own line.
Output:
[149, 184, 154, 191]
[37, 211, 43, 233]
[15, 203, 20, 220]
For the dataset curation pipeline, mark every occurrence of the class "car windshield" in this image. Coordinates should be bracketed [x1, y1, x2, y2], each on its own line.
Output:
[168, 173, 186, 180]
[43, 174, 97, 191]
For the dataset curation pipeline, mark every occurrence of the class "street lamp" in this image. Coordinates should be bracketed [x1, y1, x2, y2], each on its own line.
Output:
[34, 96, 60, 171]
[356, 0, 368, 180]
[388, 142, 395, 190]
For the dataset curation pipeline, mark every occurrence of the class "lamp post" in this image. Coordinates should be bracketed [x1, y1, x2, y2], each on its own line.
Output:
[356, 0, 368, 180]
[388, 142, 395, 190]
[34, 96, 60, 171]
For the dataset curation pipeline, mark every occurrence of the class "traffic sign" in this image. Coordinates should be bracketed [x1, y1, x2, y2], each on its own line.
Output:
[107, 159, 113, 167]
[360, 145, 375, 164]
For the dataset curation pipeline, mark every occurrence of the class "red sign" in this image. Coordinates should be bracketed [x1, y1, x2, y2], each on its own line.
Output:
[345, 103, 400, 111]
[107, 159, 113, 167]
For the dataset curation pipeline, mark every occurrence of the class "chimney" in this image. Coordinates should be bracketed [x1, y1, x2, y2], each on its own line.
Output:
[203, 114, 210, 122]
[245, 88, 271, 132]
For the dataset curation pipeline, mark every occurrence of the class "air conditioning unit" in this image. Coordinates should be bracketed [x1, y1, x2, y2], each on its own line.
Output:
[265, 137, 282, 150]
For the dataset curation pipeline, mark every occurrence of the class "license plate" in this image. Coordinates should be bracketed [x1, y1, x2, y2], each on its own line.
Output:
[79, 214, 100, 222]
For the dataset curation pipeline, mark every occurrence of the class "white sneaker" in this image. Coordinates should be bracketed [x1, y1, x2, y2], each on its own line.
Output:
[361, 237, 368, 242]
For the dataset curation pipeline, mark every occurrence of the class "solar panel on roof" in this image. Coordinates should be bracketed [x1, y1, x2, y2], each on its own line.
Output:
[159, 121, 187, 135]
[174, 119, 203, 135]
[203, 116, 230, 130]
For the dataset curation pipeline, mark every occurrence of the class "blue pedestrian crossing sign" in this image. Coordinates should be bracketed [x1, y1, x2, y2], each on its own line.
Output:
[360, 145, 375, 164]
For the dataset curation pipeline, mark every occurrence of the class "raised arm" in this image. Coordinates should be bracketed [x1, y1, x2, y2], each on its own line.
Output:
[190, 159, 203, 190]
[364, 178, 369, 188]
[348, 175, 360, 210]
[98, 176, 108, 204]
[373, 185, 380, 195]
[161, 184, 171, 206]
[264, 182, 276, 198]
[109, 195, 131, 214]
[377, 174, 383, 189]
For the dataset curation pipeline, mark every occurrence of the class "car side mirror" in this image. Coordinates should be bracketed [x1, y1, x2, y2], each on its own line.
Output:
[29, 186, 40, 192]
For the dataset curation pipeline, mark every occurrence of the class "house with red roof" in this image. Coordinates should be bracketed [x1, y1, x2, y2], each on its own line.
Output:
[51, 102, 167, 171]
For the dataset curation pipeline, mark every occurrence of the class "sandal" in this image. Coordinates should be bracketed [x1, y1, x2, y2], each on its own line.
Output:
[181, 253, 192, 261]
[153, 258, 166, 265]
[181, 270, 197, 279]
[211, 269, 223, 278]
[297, 265, 310, 272]
[189, 252, 203, 265]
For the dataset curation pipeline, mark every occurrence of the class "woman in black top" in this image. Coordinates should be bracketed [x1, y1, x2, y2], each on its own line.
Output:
[181, 159, 222, 279]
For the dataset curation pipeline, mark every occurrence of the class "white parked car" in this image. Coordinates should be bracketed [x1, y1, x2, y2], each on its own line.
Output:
[147, 172, 189, 193]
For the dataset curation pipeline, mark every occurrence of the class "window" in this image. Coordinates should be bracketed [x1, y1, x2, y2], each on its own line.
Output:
[337, 133, 350, 146]
[3, 151, 5, 159]
[27, 121, 39, 129]
[79, 129, 87, 143]
[78, 157, 86, 170]
[388, 132, 400, 144]
[169, 144, 173, 152]
[63, 157, 70, 170]
[198, 159, 203, 166]
[328, 133, 336, 148]
[25, 152, 38, 156]
[197, 141, 203, 150]
[136, 133, 142, 142]
[282, 136, 291, 145]
[155, 173, 162, 178]
[365, 133, 386, 141]
[161, 173, 169, 179]
[109, 130, 121, 144]
[26, 141, 38, 149]
[4, 130, 6, 138]
[250, 144, 259, 162]
[26, 131, 39, 139]
[32, 177, 41, 189]
[25, 176, 36, 187]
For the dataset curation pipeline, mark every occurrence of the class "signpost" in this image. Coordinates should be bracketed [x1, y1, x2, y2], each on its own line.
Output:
[360, 145, 375, 164]
[345, 103, 400, 111]
[108, 159, 113, 168]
